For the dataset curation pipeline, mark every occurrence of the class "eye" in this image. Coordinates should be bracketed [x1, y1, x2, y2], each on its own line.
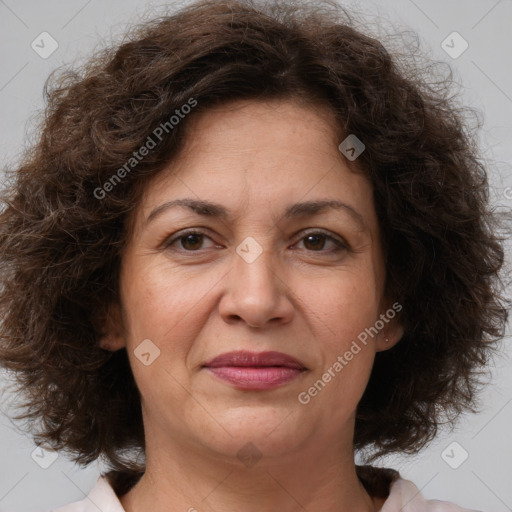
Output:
[163, 228, 349, 254]
[164, 230, 217, 252]
[294, 230, 348, 254]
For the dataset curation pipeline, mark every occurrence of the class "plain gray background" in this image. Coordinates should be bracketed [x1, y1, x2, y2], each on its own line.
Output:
[1, 0, 511, 511]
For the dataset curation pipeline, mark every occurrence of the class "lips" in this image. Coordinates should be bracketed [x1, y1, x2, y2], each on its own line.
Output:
[203, 350, 306, 370]
[203, 350, 307, 390]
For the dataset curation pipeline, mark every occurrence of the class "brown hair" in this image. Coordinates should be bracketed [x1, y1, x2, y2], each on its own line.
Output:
[0, 0, 509, 497]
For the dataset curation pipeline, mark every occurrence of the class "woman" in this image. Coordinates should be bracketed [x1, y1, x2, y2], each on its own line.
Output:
[0, 0, 509, 511]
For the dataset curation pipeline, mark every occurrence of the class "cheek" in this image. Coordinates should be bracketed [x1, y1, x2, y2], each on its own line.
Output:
[297, 268, 381, 347]
[295, 267, 380, 400]
[121, 259, 208, 341]
[120, 261, 206, 404]
[297, 278, 379, 423]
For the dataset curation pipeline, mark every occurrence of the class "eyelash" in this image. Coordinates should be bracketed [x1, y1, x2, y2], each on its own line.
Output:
[163, 228, 349, 255]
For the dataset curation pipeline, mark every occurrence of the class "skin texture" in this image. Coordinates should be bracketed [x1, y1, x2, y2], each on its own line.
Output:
[101, 99, 403, 512]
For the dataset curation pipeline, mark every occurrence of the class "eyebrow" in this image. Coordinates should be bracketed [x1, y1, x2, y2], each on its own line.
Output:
[145, 198, 366, 230]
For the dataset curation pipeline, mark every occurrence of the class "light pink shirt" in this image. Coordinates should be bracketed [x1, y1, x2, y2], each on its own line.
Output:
[52, 475, 482, 512]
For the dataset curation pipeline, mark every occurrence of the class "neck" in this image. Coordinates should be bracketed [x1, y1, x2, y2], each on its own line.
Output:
[119, 426, 383, 512]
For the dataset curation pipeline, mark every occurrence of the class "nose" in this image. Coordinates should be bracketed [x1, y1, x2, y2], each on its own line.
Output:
[218, 242, 294, 328]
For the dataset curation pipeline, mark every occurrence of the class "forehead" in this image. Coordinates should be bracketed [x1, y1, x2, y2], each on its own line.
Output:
[134, 99, 376, 230]
[183, 97, 342, 141]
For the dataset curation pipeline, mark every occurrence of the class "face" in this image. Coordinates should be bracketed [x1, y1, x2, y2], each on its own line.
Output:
[102, 99, 403, 463]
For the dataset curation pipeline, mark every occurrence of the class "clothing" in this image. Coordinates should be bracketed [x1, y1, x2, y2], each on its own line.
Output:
[52, 471, 481, 512]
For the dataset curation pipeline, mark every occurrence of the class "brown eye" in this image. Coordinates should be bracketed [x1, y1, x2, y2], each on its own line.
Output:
[295, 230, 348, 254]
[164, 230, 216, 252]
[303, 234, 327, 250]
[179, 233, 204, 251]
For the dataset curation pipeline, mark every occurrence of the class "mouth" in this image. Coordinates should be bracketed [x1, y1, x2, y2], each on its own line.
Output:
[202, 351, 307, 390]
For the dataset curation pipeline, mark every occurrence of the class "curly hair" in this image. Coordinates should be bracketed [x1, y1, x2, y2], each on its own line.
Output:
[0, 0, 509, 497]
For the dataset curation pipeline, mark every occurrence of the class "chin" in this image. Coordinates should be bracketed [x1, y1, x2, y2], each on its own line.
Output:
[197, 407, 308, 459]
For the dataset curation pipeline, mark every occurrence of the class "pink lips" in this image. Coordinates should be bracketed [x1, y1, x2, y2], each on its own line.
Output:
[203, 350, 307, 390]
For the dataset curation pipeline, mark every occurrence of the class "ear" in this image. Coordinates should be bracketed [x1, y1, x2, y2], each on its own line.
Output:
[375, 300, 404, 352]
[97, 302, 127, 352]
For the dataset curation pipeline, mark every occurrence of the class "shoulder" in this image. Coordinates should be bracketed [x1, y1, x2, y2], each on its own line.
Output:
[383, 475, 483, 512]
[52, 476, 125, 512]
[356, 465, 482, 512]
[50, 467, 482, 512]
